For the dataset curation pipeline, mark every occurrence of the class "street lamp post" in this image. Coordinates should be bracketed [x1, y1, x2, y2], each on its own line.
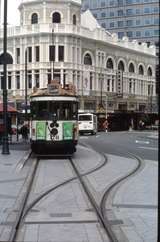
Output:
[52, 28, 54, 80]
[2, 0, 9, 154]
[25, 49, 28, 119]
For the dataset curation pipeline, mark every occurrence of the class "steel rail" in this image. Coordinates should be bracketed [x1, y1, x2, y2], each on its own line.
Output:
[69, 157, 118, 242]
[8, 157, 39, 242]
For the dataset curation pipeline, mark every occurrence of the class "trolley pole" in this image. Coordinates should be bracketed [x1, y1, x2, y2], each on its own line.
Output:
[25, 49, 28, 119]
[2, 0, 9, 154]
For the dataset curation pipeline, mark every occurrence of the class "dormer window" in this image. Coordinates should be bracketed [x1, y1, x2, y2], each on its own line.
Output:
[52, 12, 61, 23]
[31, 13, 38, 24]
[73, 15, 76, 25]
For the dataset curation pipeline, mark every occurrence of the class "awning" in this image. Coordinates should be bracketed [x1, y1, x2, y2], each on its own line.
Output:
[0, 103, 17, 113]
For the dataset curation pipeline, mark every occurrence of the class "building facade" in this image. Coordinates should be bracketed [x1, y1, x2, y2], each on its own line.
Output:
[82, 0, 159, 46]
[0, 0, 157, 115]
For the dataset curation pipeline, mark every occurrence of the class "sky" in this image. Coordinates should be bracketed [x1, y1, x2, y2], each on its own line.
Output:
[1, 0, 21, 26]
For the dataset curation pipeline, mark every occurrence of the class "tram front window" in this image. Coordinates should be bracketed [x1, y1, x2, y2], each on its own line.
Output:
[31, 101, 50, 120]
[31, 101, 77, 120]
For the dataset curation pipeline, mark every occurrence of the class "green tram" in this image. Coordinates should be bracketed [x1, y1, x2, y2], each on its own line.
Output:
[30, 84, 79, 155]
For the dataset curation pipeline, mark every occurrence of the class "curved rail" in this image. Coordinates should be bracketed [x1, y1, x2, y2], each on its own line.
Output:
[100, 152, 144, 242]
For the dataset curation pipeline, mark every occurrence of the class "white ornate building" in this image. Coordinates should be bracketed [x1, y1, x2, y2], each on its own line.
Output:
[0, 0, 157, 113]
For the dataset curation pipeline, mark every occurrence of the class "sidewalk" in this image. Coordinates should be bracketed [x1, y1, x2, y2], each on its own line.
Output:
[0, 149, 30, 241]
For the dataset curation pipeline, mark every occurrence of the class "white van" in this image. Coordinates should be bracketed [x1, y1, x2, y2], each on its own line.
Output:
[78, 113, 97, 135]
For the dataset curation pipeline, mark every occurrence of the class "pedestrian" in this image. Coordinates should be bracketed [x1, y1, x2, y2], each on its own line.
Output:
[103, 119, 108, 132]
[139, 120, 144, 130]
[20, 124, 29, 141]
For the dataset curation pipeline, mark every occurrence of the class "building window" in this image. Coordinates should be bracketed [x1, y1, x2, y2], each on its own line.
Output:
[126, 31, 133, 37]
[129, 63, 135, 72]
[106, 58, 114, 69]
[16, 71, 20, 89]
[145, 19, 150, 25]
[49, 45, 55, 62]
[101, 22, 106, 28]
[147, 67, 152, 76]
[34, 70, 39, 88]
[31, 13, 38, 24]
[139, 65, 144, 75]
[145, 30, 150, 36]
[109, 0, 114, 6]
[35, 46, 40, 62]
[28, 70, 32, 89]
[154, 18, 159, 25]
[47, 69, 51, 84]
[136, 19, 141, 25]
[52, 12, 61, 23]
[153, 7, 158, 13]
[136, 31, 141, 37]
[118, 10, 123, 16]
[144, 7, 150, 13]
[126, 0, 133, 4]
[118, 61, 125, 71]
[93, 13, 97, 18]
[154, 30, 159, 36]
[136, 9, 140, 14]
[73, 14, 76, 25]
[8, 72, 12, 89]
[90, 72, 93, 90]
[107, 78, 110, 92]
[126, 20, 133, 26]
[117, 0, 124, 6]
[16, 48, 20, 64]
[84, 53, 92, 65]
[101, 12, 106, 17]
[118, 21, 123, 27]
[126, 9, 133, 15]
[118, 32, 124, 38]
[28, 47, 32, 63]
[58, 46, 64, 61]
[101, 1, 106, 7]
[110, 12, 114, 17]
[110, 22, 114, 28]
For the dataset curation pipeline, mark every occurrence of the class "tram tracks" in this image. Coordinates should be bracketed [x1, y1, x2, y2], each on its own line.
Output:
[8, 149, 144, 242]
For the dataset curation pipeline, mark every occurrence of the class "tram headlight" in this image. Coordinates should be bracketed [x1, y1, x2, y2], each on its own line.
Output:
[50, 128, 58, 136]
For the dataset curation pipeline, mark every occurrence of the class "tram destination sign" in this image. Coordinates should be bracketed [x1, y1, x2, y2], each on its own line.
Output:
[47, 83, 61, 95]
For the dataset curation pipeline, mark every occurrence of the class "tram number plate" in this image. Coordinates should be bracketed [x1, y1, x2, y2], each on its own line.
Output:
[52, 135, 59, 140]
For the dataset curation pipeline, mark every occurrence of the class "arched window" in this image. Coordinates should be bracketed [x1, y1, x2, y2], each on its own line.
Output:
[0, 52, 13, 65]
[73, 14, 76, 25]
[147, 67, 152, 76]
[31, 13, 38, 24]
[129, 63, 135, 73]
[106, 58, 113, 69]
[118, 60, 125, 71]
[52, 12, 61, 23]
[84, 53, 92, 65]
[139, 65, 144, 75]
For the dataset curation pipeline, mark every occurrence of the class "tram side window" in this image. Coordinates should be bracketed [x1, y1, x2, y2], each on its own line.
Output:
[61, 102, 72, 120]
[72, 102, 78, 119]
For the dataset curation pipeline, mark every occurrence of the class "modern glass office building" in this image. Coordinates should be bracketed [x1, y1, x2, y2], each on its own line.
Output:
[82, 0, 159, 48]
